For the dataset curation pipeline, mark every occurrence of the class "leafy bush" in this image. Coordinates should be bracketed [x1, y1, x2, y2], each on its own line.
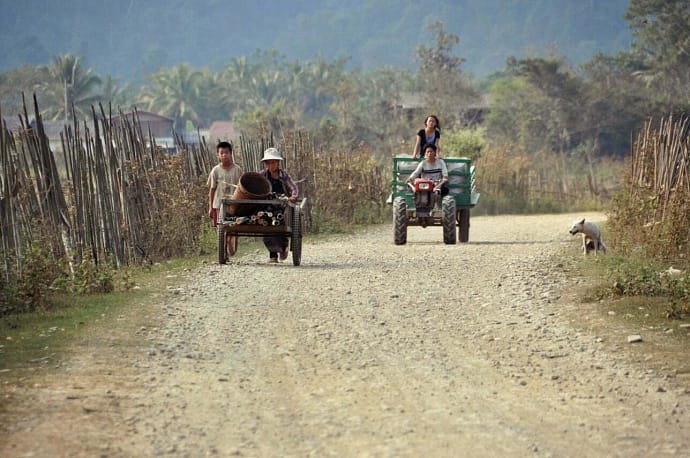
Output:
[0, 242, 63, 314]
[72, 254, 115, 295]
[597, 255, 690, 316]
[443, 127, 487, 160]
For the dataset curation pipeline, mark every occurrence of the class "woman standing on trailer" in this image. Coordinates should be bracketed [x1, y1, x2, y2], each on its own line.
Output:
[412, 114, 441, 159]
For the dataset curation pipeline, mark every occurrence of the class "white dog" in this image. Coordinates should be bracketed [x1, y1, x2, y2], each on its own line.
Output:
[569, 218, 607, 256]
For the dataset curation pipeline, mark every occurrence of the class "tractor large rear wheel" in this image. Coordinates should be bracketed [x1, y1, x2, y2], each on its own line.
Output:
[442, 196, 457, 244]
[393, 197, 407, 245]
[458, 208, 471, 243]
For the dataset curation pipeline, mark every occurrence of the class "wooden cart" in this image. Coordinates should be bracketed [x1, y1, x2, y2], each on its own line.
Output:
[217, 196, 306, 266]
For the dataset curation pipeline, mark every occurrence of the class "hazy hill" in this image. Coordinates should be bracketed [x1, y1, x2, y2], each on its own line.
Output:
[0, 0, 632, 81]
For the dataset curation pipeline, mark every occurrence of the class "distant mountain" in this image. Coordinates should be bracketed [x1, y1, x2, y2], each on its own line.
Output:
[0, 0, 632, 81]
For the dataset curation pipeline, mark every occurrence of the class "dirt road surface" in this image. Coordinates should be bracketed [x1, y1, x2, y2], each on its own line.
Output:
[2, 213, 689, 457]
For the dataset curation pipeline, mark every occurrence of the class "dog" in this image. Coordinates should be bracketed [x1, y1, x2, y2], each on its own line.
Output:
[569, 218, 607, 256]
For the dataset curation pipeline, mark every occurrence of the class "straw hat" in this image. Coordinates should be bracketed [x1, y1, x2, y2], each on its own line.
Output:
[260, 147, 284, 162]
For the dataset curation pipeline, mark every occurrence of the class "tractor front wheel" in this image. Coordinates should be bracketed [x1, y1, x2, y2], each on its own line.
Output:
[442, 196, 457, 244]
[393, 197, 408, 245]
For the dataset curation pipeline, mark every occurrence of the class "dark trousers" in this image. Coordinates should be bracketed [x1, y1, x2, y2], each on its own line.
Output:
[263, 235, 288, 258]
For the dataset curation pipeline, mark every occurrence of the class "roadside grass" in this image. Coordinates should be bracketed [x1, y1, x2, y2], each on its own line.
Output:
[560, 251, 690, 377]
[0, 259, 200, 376]
[0, 291, 141, 371]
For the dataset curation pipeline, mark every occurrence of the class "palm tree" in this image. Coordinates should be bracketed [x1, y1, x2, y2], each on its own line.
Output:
[41, 53, 102, 122]
[137, 63, 205, 130]
[99, 75, 135, 112]
[216, 56, 254, 114]
[289, 57, 347, 121]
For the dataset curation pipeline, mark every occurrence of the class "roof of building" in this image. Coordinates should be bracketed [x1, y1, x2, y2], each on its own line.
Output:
[208, 121, 239, 142]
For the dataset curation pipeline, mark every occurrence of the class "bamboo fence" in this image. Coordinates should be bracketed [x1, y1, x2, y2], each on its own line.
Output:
[1, 95, 218, 281]
[1, 96, 388, 286]
[629, 114, 690, 224]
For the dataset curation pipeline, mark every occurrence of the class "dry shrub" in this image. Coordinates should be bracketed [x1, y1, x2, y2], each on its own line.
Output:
[609, 181, 690, 260]
[476, 144, 619, 215]
[608, 115, 690, 261]
[477, 146, 566, 214]
[124, 151, 208, 260]
[601, 115, 690, 317]
[309, 146, 388, 231]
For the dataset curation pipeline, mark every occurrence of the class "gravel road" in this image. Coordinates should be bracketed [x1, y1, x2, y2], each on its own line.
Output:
[2, 212, 689, 457]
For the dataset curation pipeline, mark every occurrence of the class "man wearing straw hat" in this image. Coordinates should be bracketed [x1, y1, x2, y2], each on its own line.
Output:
[259, 147, 298, 263]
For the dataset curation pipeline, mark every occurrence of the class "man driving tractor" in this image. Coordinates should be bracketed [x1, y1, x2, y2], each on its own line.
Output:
[405, 143, 449, 195]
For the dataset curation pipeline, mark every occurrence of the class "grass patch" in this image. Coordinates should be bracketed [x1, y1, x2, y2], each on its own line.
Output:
[0, 291, 142, 371]
[560, 250, 690, 377]
[0, 259, 201, 375]
[575, 252, 690, 321]
[604, 296, 683, 323]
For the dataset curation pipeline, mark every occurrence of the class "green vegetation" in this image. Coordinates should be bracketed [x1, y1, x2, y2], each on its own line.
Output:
[569, 251, 690, 365]
[0, 260, 190, 371]
[577, 115, 690, 323]
[40, 54, 103, 121]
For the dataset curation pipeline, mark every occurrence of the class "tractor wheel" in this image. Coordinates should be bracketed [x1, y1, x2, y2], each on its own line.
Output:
[291, 206, 302, 266]
[442, 196, 457, 244]
[458, 208, 471, 243]
[217, 226, 227, 264]
[393, 197, 407, 245]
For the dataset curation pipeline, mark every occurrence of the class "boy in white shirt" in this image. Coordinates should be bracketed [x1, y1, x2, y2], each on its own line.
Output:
[208, 141, 243, 257]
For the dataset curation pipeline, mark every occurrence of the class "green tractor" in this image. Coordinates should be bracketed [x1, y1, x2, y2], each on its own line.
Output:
[390, 157, 480, 244]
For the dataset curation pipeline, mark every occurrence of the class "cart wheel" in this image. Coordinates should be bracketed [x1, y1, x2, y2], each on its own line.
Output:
[217, 226, 227, 264]
[290, 207, 302, 266]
